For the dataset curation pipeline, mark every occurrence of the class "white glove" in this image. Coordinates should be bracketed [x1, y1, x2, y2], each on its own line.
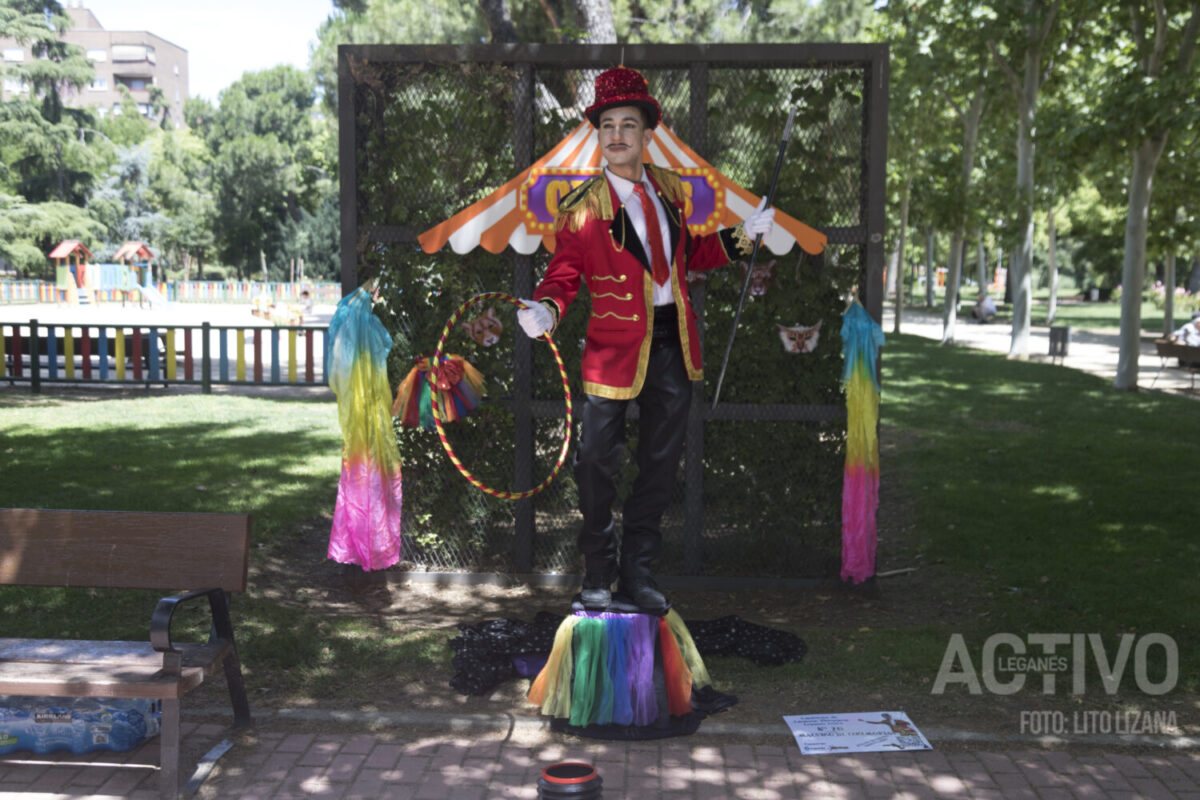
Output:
[743, 196, 776, 237]
[517, 298, 553, 339]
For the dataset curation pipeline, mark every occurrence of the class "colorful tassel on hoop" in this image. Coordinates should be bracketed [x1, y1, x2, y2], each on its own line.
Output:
[391, 353, 486, 430]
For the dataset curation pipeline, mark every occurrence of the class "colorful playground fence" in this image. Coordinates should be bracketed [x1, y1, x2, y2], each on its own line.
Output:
[0, 281, 342, 305]
[0, 319, 329, 393]
[164, 281, 342, 304]
[1, 281, 57, 304]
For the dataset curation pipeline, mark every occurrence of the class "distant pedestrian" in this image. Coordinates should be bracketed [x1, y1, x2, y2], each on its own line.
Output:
[1168, 311, 1200, 367]
[972, 292, 997, 324]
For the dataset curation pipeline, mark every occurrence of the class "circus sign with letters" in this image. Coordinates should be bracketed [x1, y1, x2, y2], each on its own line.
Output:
[519, 167, 725, 235]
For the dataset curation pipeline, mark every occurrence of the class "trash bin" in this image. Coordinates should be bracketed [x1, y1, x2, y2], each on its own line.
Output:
[1049, 326, 1070, 358]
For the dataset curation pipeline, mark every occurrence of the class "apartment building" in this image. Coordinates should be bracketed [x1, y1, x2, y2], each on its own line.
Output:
[0, 2, 189, 127]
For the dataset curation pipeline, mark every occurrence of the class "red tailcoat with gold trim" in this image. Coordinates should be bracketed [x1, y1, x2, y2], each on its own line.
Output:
[533, 164, 755, 400]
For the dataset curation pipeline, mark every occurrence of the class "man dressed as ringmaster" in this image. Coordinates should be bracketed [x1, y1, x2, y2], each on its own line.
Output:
[518, 66, 775, 616]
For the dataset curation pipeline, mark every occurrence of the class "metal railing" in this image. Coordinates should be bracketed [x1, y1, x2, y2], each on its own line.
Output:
[1, 319, 329, 393]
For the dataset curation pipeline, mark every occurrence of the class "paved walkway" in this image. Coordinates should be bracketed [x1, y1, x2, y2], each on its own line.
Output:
[1, 716, 1198, 798]
[885, 306, 1197, 396]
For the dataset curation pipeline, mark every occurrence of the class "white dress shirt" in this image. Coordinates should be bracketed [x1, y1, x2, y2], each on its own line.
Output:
[605, 167, 675, 307]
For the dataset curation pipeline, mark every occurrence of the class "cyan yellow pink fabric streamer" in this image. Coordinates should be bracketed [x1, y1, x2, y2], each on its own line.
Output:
[840, 301, 885, 584]
[527, 609, 711, 726]
[326, 286, 404, 571]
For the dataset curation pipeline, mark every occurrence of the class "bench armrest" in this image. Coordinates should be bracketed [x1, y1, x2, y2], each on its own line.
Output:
[150, 588, 237, 656]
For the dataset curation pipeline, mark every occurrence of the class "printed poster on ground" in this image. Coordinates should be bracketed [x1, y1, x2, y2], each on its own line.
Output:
[783, 711, 933, 755]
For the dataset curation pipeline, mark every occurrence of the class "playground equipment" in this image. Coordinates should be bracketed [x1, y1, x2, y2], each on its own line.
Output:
[46, 240, 167, 307]
[48, 240, 94, 305]
[250, 288, 306, 326]
[113, 241, 166, 308]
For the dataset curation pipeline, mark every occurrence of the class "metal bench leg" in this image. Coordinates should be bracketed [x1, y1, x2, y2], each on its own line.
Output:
[160, 698, 181, 800]
[223, 650, 253, 728]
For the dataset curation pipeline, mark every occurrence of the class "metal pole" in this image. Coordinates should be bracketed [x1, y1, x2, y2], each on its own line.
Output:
[201, 322, 212, 394]
[710, 107, 797, 411]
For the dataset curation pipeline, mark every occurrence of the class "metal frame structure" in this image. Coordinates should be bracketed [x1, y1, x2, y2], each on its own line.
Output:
[337, 43, 888, 581]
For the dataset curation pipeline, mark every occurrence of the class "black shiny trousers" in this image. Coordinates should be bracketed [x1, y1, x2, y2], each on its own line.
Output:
[574, 310, 689, 580]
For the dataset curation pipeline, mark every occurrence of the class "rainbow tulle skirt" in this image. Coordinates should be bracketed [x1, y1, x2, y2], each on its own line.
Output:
[527, 609, 712, 730]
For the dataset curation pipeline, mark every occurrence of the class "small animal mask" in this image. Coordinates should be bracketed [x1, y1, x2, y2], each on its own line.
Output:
[461, 307, 503, 347]
[777, 319, 822, 354]
[740, 259, 777, 296]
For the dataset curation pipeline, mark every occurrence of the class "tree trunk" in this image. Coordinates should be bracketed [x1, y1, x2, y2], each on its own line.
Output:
[574, 0, 616, 42]
[886, 239, 900, 300]
[479, 0, 520, 42]
[925, 229, 936, 308]
[1008, 43, 1040, 359]
[1187, 256, 1200, 293]
[941, 231, 965, 344]
[1047, 205, 1058, 325]
[1114, 135, 1167, 390]
[942, 93, 984, 345]
[893, 176, 912, 334]
[570, 0, 616, 112]
[977, 231, 986, 290]
[1164, 252, 1176, 336]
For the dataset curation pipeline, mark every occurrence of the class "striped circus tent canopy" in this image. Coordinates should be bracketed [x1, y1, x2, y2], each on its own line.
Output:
[418, 121, 826, 257]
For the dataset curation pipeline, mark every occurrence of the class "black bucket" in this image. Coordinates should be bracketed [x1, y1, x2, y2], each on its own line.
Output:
[537, 761, 603, 799]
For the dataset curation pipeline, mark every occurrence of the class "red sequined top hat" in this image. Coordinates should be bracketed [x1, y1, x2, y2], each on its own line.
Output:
[584, 66, 661, 129]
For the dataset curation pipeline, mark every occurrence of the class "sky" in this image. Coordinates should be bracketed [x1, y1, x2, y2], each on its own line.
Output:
[79, 0, 336, 102]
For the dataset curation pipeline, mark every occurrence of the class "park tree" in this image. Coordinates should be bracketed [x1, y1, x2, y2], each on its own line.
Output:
[985, 0, 1095, 358]
[88, 143, 169, 252]
[0, 192, 102, 277]
[1146, 130, 1200, 335]
[873, 1, 947, 334]
[1102, 0, 1200, 390]
[98, 86, 153, 147]
[202, 66, 327, 279]
[915, 3, 1000, 344]
[0, 0, 101, 205]
[147, 127, 216, 277]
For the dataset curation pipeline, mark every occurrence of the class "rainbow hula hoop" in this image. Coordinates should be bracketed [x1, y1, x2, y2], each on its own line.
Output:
[428, 292, 572, 500]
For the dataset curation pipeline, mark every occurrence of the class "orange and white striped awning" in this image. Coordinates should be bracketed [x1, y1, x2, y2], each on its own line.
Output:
[418, 122, 826, 257]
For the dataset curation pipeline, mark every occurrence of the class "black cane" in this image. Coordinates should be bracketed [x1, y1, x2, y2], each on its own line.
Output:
[711, 106, 797, 411]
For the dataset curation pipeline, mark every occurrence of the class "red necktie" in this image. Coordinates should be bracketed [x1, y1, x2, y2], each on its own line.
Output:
[632, 183, 670, 287]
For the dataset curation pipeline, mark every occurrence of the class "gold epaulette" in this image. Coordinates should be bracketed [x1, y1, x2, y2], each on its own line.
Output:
[645, 164, 686, 206]
[555, 176, 612, 233]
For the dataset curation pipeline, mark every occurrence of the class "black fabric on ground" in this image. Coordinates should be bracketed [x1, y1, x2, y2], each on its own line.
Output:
[684, 615, 808, 666]
[448, 613, 805, 697]
[448, 611, 561, 695]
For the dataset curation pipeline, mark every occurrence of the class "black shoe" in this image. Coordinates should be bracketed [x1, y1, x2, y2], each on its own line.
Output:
[580, 578, 613, 610]
[580, 562, 617, 611]
[619, 576, 671, 616]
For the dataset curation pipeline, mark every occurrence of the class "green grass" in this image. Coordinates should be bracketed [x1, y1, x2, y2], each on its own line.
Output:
[909, 290, 1181, 333]
[878, 334, 1199, 688]
[0, 392, 342, 538]
[2, 346, 1198, 716]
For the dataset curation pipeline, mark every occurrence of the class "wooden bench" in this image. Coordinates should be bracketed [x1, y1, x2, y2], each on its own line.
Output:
[1153, 339, 1200, 390]
[0, 509, 252, 799]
